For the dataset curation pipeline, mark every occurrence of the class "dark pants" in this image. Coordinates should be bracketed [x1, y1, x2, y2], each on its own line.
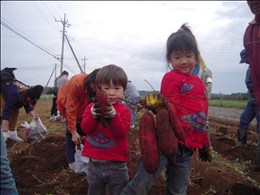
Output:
[239, 102, 259, 130]
[65, 121, 86, 163]
[238, 101, 260, 144]
[51, 97, 57, 116]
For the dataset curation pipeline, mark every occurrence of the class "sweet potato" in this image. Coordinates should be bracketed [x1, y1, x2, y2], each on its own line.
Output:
[139, 112, 160, 174]
[156, 108, 178, 157]
[166, 103, 185, 143]
[143, 93, 166, 113]
[95, 90, 109, 127]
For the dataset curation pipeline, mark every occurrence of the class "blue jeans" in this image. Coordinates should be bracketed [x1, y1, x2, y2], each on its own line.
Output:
[239, 101, 260, 131]
[120, 144, 193, 195]
[65, 121, 86, 163]
[87, 159, 129, 195]
[238, 102, 260, 143]
[1, 129, 18, 195]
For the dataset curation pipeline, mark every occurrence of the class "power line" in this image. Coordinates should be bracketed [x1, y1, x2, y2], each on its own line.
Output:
[1, 19, 60, 61]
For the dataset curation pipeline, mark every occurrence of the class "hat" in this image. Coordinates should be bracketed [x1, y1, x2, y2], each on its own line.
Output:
[239, 49, 247, 64]
[27, 85, 43, 100]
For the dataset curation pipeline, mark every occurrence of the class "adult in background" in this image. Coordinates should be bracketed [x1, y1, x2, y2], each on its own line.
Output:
[1, 67, 43, 142]
[124, 80, 141, 128]
[50, 70, 69, 121]
[193, 56, 213, 99]
[193, 55, 213, 144]
[244, 0, 260, 112]
[233, 49, 259, 148]
[56, 69, 100, 174]
[243, 0, 260, 171]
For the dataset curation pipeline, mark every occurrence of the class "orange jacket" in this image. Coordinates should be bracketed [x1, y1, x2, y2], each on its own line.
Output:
[57, 74, 90, 131]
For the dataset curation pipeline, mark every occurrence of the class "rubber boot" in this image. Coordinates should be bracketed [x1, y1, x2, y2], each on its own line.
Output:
[233, 128, 247, 148]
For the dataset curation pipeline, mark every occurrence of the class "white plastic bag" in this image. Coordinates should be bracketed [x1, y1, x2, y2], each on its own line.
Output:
[21, 117, 47, 142]
[74, 144, 89, 175]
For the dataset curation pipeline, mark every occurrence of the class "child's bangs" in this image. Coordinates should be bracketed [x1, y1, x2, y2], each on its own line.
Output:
[98, 72, 126, 87]
[172, 36, 197, 54]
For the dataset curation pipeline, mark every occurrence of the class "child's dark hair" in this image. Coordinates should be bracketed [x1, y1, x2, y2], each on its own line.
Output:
[96, 64, 128, 90]
[166, 23, 200, 68]
[84, 68, 100, 101]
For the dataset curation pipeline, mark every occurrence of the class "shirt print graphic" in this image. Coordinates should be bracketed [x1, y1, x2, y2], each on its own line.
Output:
[181, 111, 207, 132]
[180, 83, 193, 93]
[87, 132, 115, 149]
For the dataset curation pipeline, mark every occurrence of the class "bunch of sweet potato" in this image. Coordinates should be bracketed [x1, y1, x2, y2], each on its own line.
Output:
[138, 93, 185, 174]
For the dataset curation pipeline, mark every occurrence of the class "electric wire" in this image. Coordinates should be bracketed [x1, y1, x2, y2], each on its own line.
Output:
[1, 18, 60, 61]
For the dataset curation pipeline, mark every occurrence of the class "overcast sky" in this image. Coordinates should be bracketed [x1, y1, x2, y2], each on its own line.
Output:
[1, 1, 254, 94]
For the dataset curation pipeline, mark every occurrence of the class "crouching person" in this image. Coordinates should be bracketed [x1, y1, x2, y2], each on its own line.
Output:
[1, 83, 43, 142]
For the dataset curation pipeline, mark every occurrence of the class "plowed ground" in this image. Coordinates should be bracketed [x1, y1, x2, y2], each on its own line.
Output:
[6, 99, 260, 194]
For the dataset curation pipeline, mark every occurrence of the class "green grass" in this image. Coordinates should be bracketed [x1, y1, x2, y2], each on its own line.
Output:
[209, 99, 247, 109]
[40, 94, 52, 101]
[40, 95, 247, 109]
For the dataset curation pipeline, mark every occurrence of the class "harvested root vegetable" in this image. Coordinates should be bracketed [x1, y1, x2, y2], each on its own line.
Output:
[156, 108, 178, 157]
[139, 112, 160, 174]
[95, 90, 109, 128]
[143, 93, 166, 113]
[166, 103, 185, 143]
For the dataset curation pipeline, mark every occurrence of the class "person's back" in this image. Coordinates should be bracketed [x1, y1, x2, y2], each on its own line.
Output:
[124, 81, 140, 100]
[57, 73, 89, 130]
[124, 81, 141, 127]
[50, 71, 69, 120]
[56, 74, 68, 89]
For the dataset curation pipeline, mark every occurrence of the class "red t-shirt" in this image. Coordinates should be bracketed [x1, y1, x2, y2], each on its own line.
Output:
[161, 70, 210, 149]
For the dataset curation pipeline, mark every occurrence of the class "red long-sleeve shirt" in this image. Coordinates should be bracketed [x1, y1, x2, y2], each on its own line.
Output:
[161, 70, 210, 149]
[81, 101, 131, 162]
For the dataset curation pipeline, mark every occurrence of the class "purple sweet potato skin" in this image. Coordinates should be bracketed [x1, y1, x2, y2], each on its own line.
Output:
[95, 90, 109, 127]
[166, 103, 185, 143]
[139, 112, 160, 174]
[156, 108, 178, 157]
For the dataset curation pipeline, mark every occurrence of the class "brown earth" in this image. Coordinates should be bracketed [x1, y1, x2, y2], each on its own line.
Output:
[6, 99, 260, 195]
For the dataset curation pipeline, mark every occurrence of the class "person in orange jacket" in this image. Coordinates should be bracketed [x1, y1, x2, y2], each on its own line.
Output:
[57, 69, 99, 174]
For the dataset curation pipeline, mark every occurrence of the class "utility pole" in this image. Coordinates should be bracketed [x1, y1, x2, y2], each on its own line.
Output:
[65, 34, 84, 73]
[55, 14, 70, 75]
[54, 63, 57, 85]
[82, 56, 87, 73]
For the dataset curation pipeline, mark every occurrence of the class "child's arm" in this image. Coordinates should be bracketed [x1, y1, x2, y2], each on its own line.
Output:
[109, 106, 131, 139]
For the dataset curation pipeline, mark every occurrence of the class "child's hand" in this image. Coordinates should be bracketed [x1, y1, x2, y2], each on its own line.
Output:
[91, 102, 102, 119]
[198, 148, 212, 162]
[104, 103, 116, 119]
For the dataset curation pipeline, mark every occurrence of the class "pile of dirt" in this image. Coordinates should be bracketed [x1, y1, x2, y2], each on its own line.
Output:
[6, 100, 260, 195]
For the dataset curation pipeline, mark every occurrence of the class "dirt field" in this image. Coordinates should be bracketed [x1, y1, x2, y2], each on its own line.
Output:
[5, 99, 260, 195]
